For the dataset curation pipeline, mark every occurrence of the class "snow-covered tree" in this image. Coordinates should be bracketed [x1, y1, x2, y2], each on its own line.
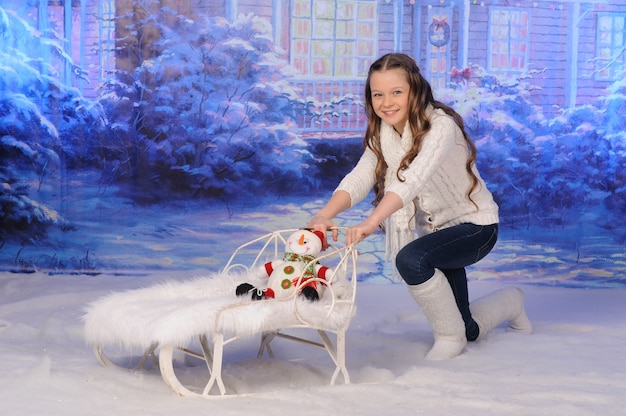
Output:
[99, 5, 318, 202]
[0, 6, 104, 243]
[441, 65, 625, 234]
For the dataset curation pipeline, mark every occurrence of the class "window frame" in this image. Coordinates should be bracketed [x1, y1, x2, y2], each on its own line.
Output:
[290, 0, 377, 78]
[98, 0, 116, 85]
[595, 13, 626, 81]
[487, 7, 531, 73]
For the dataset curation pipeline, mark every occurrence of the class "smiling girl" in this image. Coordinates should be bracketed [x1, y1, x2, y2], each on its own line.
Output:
[307, 53, 531, 360]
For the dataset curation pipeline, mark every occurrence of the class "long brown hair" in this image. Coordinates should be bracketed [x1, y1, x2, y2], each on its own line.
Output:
[363, 53, 479, 209]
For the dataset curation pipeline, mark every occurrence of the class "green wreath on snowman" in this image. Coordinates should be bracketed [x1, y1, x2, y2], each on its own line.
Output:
[236, 229, 332, 302]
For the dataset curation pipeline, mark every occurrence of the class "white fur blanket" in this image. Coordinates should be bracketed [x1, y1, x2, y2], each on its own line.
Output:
[83, 271, 355, 350]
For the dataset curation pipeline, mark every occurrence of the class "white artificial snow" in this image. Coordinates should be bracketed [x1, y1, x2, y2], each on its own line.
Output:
[1, 271, 625, 415]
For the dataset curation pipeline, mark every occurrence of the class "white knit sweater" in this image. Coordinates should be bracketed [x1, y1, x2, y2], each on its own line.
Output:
[335, 106, 499, 264]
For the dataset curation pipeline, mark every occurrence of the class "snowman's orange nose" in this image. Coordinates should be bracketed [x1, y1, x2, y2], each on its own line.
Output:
[298, 233, 305, 245]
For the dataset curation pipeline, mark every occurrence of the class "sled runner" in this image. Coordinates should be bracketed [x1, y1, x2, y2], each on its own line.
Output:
[83, 228, 359, 398]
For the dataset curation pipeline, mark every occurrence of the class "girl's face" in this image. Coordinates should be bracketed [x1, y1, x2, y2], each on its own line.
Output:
[369, 68, 410, 135]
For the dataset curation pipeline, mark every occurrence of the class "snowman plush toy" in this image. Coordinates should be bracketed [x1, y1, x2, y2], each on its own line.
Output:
[236, 229, 332, 302]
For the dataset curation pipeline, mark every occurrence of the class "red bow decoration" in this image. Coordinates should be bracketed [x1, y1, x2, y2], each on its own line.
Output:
[451, 66, 472, 84]
[432, 17, 448, 30]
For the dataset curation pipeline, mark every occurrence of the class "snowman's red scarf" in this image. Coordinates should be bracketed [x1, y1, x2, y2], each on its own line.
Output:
[282, 252, 317, 278]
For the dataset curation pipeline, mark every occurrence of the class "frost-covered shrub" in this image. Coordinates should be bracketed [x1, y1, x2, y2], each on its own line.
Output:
[547, 72, 626, 228]
[440, 67, 551, 228]
[0, 6, 103, 242]
[99, 8, 318, 201]
[440, 65, 625, 232]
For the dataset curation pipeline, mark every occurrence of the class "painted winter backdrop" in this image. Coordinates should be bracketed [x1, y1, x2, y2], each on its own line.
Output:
[1, 3, 625, 285]
[1, 3, 626, 415]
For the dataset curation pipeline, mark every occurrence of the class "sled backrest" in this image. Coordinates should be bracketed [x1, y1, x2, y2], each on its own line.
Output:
[221, 228, 359, 327]
[221, 229, 292, 274]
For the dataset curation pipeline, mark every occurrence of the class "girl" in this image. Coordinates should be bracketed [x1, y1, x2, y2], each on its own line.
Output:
[307, 53, 531, 360]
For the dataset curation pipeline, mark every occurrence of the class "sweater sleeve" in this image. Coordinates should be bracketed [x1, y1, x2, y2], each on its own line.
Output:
[334, 147, 377, 207]
[385, 114, 461, 206]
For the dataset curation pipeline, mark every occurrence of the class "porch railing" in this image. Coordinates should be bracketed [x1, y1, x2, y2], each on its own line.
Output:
[290, 79, 366, 135]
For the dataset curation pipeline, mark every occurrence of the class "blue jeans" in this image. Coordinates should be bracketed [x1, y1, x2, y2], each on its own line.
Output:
[395, 223, 499, 341]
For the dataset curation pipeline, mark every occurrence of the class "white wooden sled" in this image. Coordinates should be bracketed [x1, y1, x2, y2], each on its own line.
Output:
[83, 228, 359, 398]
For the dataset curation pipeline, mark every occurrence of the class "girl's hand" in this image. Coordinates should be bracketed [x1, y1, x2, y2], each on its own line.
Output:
[346, 220, 378, 246]
[306, 215, 338, 250]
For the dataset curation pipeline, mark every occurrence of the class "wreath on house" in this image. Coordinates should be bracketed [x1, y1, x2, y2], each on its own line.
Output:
[428, 17, 450, 47]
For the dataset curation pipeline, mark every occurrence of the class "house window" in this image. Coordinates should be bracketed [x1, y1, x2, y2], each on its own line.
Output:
[98, 1, 116, 84]
[596, 14, 626, 80]
[291, 0, 377, 77]
[488, 8, 530, 72]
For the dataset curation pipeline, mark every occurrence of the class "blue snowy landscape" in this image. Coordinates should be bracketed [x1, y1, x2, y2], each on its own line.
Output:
[1, 3, 624, 285]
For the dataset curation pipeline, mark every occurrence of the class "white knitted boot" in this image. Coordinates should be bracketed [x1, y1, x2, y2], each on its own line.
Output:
[408, 270, 467, 360]
[470, 287, 533, 340]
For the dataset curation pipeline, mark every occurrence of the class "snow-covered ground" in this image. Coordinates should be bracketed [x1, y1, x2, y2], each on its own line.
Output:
[1, 271, 625, 416]
[2, 190, 625, 414]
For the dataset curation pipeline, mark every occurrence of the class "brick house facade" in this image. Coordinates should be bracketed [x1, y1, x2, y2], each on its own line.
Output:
[18, 0, 626, 134]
